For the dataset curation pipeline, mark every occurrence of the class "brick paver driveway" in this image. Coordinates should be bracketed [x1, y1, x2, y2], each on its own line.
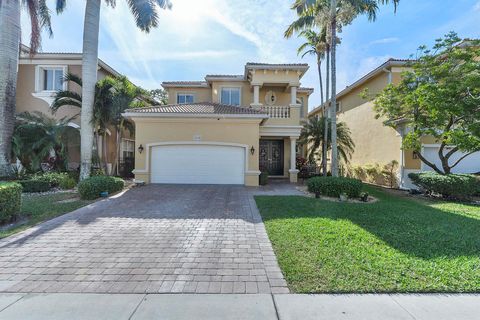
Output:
[0, 185, 290, 294]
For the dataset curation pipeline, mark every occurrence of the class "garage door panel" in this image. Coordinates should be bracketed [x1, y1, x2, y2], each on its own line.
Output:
[151, 145, 245, 184]
[422, 146, 480, 173]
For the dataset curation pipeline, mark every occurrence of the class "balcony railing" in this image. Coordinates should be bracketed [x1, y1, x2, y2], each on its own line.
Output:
[261, 105, 290, 118]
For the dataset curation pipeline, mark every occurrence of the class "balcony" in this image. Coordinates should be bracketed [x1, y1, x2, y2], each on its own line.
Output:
[261, 105, 290, 118]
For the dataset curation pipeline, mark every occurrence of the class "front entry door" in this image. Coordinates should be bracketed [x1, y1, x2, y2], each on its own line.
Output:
[259, 140, 284, 176]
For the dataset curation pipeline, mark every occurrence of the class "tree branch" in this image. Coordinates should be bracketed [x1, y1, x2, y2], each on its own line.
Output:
[450, 151, 477, 169]
[416, 152, 444, 174]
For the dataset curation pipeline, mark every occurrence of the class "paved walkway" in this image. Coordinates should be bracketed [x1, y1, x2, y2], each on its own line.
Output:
[0, 293, 479, 319]
[0, 184, 293, 294]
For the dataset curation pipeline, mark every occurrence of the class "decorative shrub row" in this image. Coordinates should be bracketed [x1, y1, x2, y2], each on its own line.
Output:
[408, 172, 478, 199]
[78, 176, 124, 200]
[307, 176, 363, 198]
[0, 182, 22, 223]
[18, 179, 51, 193]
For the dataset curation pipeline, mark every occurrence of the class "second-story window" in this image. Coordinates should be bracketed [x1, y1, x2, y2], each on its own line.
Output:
[43, 68, 64, 91]
[221, 87, 240, 106]
[177, 93, 194, 104]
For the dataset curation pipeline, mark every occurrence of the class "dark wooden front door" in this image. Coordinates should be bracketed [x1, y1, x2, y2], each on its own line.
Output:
[259, 140, 284, 176]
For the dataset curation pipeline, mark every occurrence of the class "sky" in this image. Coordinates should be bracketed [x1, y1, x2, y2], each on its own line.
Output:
[22, 0, 480, 110]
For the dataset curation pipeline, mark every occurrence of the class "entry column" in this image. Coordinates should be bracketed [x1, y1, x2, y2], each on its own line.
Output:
[289, 137, 299, 183]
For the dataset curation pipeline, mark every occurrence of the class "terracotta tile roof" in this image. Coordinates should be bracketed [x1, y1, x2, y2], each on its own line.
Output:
[161, 81, 208, 87]
[127, 102, 267, 115]
[246, 62, 308, 67]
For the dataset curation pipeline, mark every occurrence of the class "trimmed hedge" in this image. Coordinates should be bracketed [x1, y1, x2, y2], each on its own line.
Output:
[18, 179, 51, 193]
[59, 177, 77, 190]
[408, 172, 478, 199]
[307, 176, 363, 198]
[0, 182, 22, 223]
[78, 176, 124, 200]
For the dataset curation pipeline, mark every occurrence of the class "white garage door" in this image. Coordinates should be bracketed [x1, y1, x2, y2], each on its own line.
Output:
[151, 144, 245, 184]
[422, 146, 480, 174]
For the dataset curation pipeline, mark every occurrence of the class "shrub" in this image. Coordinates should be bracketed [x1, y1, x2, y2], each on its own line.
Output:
[408, 172, 478, 199]
[78, 176, 124, 200]
[18, 179, 51, 193]
[0, 182, 22, 223]
[33, 172, 69, 187]
[307, 176, 363, 198]
[59, 177, 77, 190]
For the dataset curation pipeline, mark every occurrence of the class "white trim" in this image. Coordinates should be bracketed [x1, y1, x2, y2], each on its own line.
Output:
[245, 170, 261, 176]
[162, 82, 209, 88]
[134, 141, 252, 175]
[219, 86, 242, 106]
[123, 112, 268, 120]
[260, 125, 302, 137]
[67, 122, 80, 129]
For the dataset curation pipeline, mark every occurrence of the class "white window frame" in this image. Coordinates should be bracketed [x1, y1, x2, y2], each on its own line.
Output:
[176, 92, 195, 104]
[120, 138, 135, 160]
[34, 65, 68, 93]
[220, 86, 242, 106]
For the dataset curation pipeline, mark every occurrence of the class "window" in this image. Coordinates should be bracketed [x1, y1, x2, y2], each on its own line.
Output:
[121, 139, 135, 160]
[220, 87, 241, 106]
[297, 97, 305, 118]
[177, 93, 194, 104]
[42, 68, 64, 91]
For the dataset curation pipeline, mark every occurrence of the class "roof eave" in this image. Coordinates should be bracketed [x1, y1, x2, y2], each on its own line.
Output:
[122, 112, 269, 120]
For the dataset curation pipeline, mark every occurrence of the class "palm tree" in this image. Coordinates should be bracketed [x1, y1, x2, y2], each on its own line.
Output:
[13, 111, 78, 172]
[0, 0, 63, 177]
[52, 73, 117, 172]
[288, 0, 399, 176]
[79, 0, 172, 181]
[300, 116, 355, 166]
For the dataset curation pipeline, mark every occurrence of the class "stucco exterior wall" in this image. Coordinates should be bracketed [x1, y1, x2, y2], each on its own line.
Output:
[131, 118, 262, 186]
[167, 87, 212, 104]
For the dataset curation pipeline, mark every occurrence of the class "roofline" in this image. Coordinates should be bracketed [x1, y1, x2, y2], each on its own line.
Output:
[245, 63, 309, 79]
[122, 112, 269, 120]
[298, 87, 314, 95]
[161, 82, 209, 88]
[19, 49, 121, 77]
[308, 58, 412, 117]
[204, 75, 245, 82]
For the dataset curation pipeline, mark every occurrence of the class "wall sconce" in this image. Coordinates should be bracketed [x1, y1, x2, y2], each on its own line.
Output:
[250, 146, 255, 155]
[138, 144, 144, 154]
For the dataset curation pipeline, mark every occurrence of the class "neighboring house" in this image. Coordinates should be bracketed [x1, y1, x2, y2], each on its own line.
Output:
[309, 58, 480, 188]
[123, 62, 313, 186]
[16, 45, 134, 174]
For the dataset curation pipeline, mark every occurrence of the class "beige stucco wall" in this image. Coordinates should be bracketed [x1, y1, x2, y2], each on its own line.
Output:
[131, 117, 262, 186]
[167, 87, 212, 104]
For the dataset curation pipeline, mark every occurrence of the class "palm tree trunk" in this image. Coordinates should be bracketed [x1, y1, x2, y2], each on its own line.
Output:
[322, 46, 330, 176]
[112, 126, 121, 176]
[330, 0, 339, 177]
[102, 132, 108, 174]
[0, 0, 20, 177]
[79, 0, 101, 181]
[317, 56, 324, 106]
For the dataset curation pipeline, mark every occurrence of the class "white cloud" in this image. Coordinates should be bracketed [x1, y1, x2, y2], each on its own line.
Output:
[369, 37, 400, 45]
[474, 1, 480, 11]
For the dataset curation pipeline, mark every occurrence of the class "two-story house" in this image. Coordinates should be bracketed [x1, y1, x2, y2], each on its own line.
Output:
[16, 45, 134, 173]
[309, 58, 480, 188]
[123, 62, 313, 186]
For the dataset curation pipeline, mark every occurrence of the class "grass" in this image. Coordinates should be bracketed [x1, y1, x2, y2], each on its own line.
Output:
[0, 192, 94, 239]
[255, 185, 480, 293]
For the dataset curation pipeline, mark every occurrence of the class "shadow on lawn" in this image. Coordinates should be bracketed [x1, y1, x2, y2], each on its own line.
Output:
[257, 188, 480, 259]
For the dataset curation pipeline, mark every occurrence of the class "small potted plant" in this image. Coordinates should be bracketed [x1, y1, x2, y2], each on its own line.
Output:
[259, 170, 269, 186]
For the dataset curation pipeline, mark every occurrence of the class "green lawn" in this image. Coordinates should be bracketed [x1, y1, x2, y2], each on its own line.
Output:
[255, 186, 480, 293]
[0, 192, 94, 239]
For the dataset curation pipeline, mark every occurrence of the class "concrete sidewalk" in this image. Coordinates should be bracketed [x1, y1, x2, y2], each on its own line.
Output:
[0, 293, 479, 320]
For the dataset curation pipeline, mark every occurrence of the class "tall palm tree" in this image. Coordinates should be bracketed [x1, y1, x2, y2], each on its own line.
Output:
[0, 0, 62, 177]
[300, 116, 355, 166]
[289, 0, 399, 176]
[79, 0, 172, 181]
[13, 111, 78, 172]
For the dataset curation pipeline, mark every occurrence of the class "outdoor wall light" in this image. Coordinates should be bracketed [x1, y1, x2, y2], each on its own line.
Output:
[138, 144, 144, 154]
[250, 146, 255, 155]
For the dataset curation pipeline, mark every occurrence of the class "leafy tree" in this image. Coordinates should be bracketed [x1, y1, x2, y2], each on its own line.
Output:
[0, 0, 64, 177]
[374, 33, 480, 174]
[13, 112, 78, 172]
[78, 0, 171, 181]
[150, 88, 168, 105]
[300, 116, 355, 166]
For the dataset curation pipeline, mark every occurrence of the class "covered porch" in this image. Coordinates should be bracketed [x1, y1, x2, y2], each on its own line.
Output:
[259, 136, 300, 183]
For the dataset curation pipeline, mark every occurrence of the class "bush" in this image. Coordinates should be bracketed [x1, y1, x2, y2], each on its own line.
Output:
[0, 182, 22, 223]
[18, 179, 51, 193]
[408, 172, 478, 199]
[59, 177, 77, 190]
[307, 176, 363, 198]
[78, 176, 124, 200]
[259, 171, 269, 185]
